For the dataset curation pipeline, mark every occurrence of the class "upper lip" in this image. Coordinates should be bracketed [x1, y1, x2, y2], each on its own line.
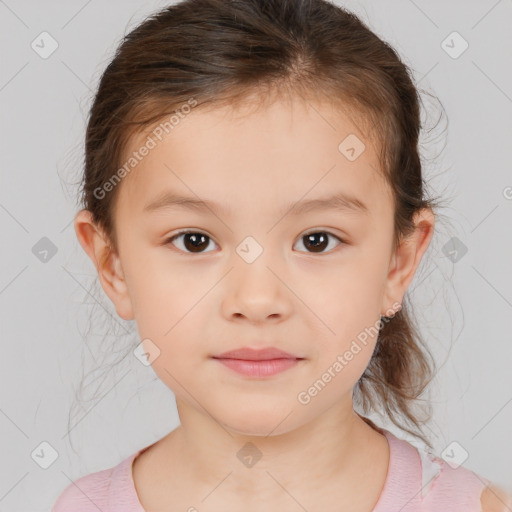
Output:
[212, 347, 302, 360]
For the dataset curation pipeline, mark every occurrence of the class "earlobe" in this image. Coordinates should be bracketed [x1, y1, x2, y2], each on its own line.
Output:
[381, 208, 435, 315]
[74, 209, 135, 321]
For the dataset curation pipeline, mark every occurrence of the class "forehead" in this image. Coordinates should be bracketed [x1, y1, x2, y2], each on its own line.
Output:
[116, 96, 392, 221]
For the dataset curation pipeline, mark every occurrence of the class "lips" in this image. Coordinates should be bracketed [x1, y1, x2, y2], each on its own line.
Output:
[212, 347, 302, 361]
[211, 347, 304, 377]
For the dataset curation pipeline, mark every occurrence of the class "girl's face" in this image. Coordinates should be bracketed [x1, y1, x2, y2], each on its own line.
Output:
[81, 95, 432, 436]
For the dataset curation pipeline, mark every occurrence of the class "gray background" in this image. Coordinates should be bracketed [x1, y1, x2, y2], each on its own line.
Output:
[1, 0, 511, 509]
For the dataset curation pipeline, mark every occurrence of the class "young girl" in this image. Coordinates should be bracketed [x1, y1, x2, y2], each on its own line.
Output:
[53, 0, 511, 510]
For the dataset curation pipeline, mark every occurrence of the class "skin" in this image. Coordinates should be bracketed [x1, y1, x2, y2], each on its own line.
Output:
[75, 93, 436, 511]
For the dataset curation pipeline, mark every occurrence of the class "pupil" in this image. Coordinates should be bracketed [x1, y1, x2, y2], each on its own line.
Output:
[182, 232, 329, 253]
[184, 233, 209, 252]
[305, 233, 328, 252]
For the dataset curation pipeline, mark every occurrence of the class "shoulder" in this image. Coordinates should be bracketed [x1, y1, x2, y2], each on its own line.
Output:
[480, 484, 512, 512]
[381, 429, 511, 511]
[52, 448, 144, 512]
[52, 466, 114, 511]
[415, 447, 495, 510]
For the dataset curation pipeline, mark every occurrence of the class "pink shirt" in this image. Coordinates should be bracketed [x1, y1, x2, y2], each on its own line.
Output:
[52, 427, 491, 511]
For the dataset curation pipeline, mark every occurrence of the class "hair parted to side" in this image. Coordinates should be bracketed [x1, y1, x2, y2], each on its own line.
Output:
[72, 0, 451, 451]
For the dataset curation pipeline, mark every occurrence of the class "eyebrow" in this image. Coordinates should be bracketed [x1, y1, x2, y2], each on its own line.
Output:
[143, 190, 369, 217]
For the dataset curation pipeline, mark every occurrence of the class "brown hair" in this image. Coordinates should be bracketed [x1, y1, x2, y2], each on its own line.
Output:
[73, 0, 449, 450]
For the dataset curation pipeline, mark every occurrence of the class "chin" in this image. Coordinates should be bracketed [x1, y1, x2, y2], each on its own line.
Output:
[215, 405, 299, 438]
[224, 421, 292, 438]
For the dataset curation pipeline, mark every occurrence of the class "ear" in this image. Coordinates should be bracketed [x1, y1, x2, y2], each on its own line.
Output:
[74, 209, 135, 321]
[381, 208, 435, 316]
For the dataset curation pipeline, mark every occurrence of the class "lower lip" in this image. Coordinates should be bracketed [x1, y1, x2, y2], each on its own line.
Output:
[213, 358, 300, 377]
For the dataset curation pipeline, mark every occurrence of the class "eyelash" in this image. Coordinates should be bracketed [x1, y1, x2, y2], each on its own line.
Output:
[164, 229, 346, 255]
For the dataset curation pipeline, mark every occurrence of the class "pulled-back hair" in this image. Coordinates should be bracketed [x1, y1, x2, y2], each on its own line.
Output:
[73, 0, 448, 450]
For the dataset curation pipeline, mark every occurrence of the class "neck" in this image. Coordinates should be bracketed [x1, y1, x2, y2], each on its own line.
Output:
[164, 395, 383, 499]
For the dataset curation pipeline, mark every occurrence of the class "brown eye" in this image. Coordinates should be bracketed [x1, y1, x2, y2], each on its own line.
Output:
[166, 231, 217, 253]
[294, 231, 344, 254]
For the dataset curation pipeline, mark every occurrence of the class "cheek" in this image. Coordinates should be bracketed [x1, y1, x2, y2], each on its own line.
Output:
[302, 257, 386, 369]
[131, 262, 213, 363]
[308, 297, 381, 397]
[126, 252, 207, 335]
[306, 256, 385, 325]
[140, 314, 203, 391]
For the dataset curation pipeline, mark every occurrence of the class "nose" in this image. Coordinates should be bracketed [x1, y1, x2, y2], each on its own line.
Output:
[220, 256, 293, 325]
